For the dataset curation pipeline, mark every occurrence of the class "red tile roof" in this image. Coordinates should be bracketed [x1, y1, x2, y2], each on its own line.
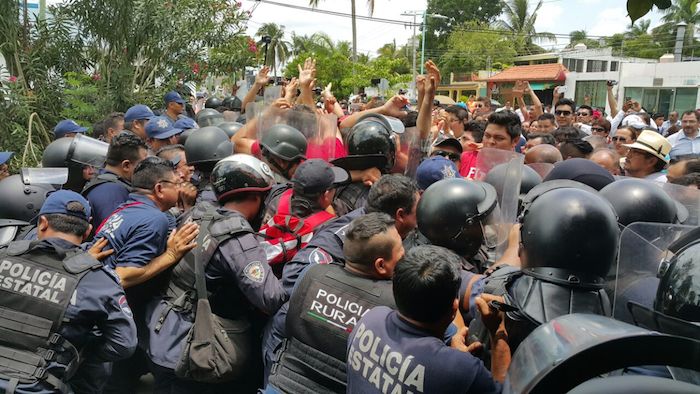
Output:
[487, 63, 568, 82]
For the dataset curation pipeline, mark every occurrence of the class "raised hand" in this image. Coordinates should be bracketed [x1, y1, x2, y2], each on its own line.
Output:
[255, 66, 271, 86]
[425, 59, 441, 85]
[283, 77, 299, 99]
[298, 58, 317, 90]
[381, 95, 409, 118]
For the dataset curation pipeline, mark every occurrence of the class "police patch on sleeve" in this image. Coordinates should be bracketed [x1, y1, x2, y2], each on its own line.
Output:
[244, 261, 265, 283]
[309, 248, 332, 265]
[118, 295, 133, 318]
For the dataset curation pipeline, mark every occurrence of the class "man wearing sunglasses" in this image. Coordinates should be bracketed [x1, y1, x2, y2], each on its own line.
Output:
[430, 134, 463, 168]
[554, 98, 576, 128]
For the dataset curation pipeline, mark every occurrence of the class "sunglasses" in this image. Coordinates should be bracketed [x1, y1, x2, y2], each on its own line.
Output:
[576, 112, 590, 116]
[591, 127, 607, 132]
[431, 150, 461, 162]
[474, 104, 484, 108]
[611, 136, 628, 142]
[555, 110, 572, 116]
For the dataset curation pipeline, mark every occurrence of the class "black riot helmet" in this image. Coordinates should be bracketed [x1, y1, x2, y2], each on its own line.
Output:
[222, 96, 242, 111]
[332, 119, 395, 173]
[0, 175, 55, 222]
[600, 178, 678, 226]
[42, 135, 108, 192]
[205, 97, 223, 109]
[41, 137, 74, 168]
[260, 124, 307, 162]
[184, 126, 233, 168]
[484, 162, 542, 199]
[211, 154, 275, 203]
[417, 178, 498, 258]
[217, 122, 244, 139]
[655, 232, 700, 324]
[196, 108, 224, 127]
[520, 187, 619, 279]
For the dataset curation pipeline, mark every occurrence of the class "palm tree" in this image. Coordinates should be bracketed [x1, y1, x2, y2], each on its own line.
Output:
[256, 23, 290, 76]
[497, 0, 557, 54]
[660, 0, 700, 40]
[309, 0, 375, 62]
[626, 19, 652, 37]
[377, 39, 400, 58]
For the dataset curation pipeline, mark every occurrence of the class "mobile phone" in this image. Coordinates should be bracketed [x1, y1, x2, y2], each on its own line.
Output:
[557, 86, 567, 94]
[607, 80, 618, 86]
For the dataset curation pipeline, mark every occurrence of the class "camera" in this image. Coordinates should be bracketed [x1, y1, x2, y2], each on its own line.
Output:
[261, 36, 272, 44]
[607, 80, 618, 86]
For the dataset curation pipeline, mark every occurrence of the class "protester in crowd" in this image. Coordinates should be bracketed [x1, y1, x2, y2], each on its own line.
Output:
[612, 126, 637, 158]
[156, 144, 194, 183]
[444, 104, 470, 138]
[591, 118, 611, 142]
[622, 130, 671, 182]
[522, 132, 556, 153]
[667, 110, 700, 161]
[524, 143, 563, 164]
[95, 112, 125, 143]
[590, 148, 622, 176]
[660, 110, 681, 135]
[652, 113, 665, 129]
[554, 98, 576, 128]
[536, 113, 556, 134]
[559, 138, 593, 159]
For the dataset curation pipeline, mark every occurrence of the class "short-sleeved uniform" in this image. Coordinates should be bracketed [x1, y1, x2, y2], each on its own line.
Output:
[346, 306, 501, 394]
[0, 238, 137, 394]
[145, 208, 287, 391]
[94, 193, 170, 393]
[84, 170, 131, 233]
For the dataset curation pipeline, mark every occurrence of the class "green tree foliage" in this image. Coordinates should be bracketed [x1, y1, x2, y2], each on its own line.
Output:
[439, 22, 517, 75]
[256, 23, 291, 76]
[567, 30, 602, 49]
[425, 0, 505, 50]
[497, 0, 556, 54]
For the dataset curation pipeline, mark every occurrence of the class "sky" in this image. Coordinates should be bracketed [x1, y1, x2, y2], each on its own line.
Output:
[242, 0, 666, 56]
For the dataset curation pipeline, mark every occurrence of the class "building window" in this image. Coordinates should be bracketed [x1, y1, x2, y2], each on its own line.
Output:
[623, 87, 699, 115]
[575, 81, 607, 109]
[610, 61, 618, 72]
[563, 58, 584, 72]
[586, 60, 608, 72]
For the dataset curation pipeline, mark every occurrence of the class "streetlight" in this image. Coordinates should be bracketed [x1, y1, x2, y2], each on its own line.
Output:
[421, 13, 448, 74]
[402, 11, 448, 97]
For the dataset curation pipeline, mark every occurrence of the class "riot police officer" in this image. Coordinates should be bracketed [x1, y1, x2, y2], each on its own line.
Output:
[196, 108, 225, 127]
[42, 134, 109, 193]
[258, 124, 308, 223]
[479, 183, 619, 350]
[331, 113, 399, 216]
[204, 96, 223, 109]
[184, 125, 234, 203]
[600, 178, 681, 225]
[0, 174, 57, 244]
[0, 190, 137, 393]
[82, 132, 149, 235]
[267, 213, 404, 393]
[145, 154, 287, 392]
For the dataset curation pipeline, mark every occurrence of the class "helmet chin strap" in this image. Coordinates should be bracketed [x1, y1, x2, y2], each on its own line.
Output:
[267, 156, 293, 180]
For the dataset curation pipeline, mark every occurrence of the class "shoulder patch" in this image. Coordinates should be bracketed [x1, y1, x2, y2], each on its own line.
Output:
[309, 248, 333, 265]
[118, 295, 133, 318]
[244, 261, 265, 283]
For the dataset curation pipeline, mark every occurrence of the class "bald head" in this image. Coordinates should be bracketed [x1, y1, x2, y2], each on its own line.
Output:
[525, 143, 563, 164]
[589, 148, 621, 176]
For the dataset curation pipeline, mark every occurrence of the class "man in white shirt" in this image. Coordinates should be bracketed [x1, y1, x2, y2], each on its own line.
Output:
[622, 130, 672, 183]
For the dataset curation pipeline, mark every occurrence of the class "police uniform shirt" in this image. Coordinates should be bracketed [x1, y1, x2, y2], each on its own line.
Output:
[96, 193, 170, 271]
[146, 208, 287, 370]
[84, 169, 131, 233]
[262, 208, 365, 380]
[0, 238, 137, 393]
[346, 306, 501, 394]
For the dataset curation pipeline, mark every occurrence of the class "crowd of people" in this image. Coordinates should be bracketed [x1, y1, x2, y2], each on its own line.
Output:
[0, 58, 699, 394]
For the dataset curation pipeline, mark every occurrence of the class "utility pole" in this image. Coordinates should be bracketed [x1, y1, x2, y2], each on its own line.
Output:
[401, 11, 420, 98]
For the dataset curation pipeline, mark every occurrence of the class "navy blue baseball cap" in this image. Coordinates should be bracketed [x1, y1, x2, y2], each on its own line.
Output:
[146, 116, 183, 140]
[124, 104, 155, 122]
[173, 117, 198, 130]
[164, 91, 185, 105]
[38, 190, 91, 222]
[416, 156, 461, 191]
[54, 119, 87, 139]
[0, 152, 14, 165]
[292, 159, 349, 194]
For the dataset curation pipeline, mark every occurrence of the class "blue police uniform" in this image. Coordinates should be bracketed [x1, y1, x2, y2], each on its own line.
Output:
[83, 169, 131, 233]
[145, 207, 287, 392]
[0, 238, 137, 394]
[347, 306, 502, 394]
[94, 192, 170, 393]
[262, 208, 364, 381]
